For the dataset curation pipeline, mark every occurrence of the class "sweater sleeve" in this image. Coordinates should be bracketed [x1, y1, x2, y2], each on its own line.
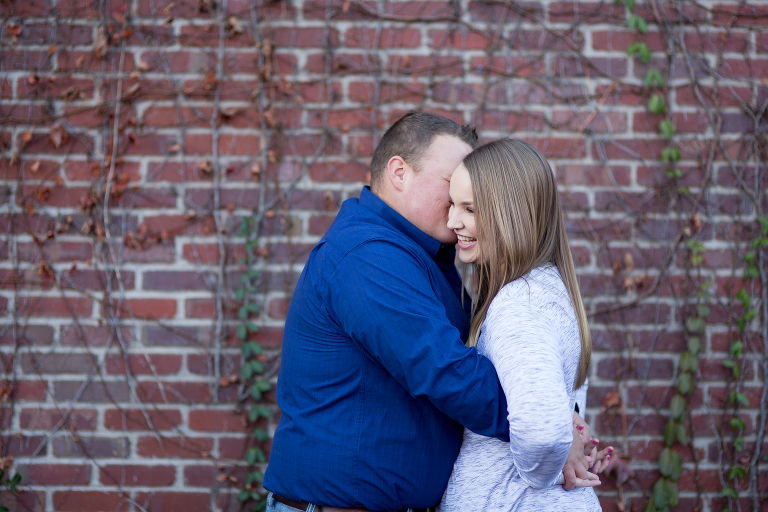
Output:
[483, 285, 575, 489]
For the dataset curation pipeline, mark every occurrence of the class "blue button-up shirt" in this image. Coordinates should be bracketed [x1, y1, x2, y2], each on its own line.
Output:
[264, 187, 509, 510]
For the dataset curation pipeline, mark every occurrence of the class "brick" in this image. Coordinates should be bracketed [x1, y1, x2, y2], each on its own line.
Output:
[136, 381, 212, 403]
[18, 464, 91, 485]
[60, 325, 134, 347]
[17, 296, 93, 318]
[104, 408, 183, 430]
[53, 381, 131, 403]
[0, 325, 54, 346]
[20, 352, 98, 374]
[188, 410, 247, 432]
[105, 354, 182, 375]
[137, 435, 213, 459]
[12, 380, 48, 401]
[345, 27, 420, 48]
[133, 492, 212, 512]
[53, 491, 130, 512]
[19, 408, 97, 430]
[53, 436, 130, 458]
[556, 164, 631, 186]
[100, 465, 175, 486]
[187, 354, 241, 376]
[113, 299, 177, 320]
[309, 162, 368, 182]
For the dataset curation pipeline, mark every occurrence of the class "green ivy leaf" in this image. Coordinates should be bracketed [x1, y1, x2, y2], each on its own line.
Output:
[250, 383, 262, 400]
[254, 428, 271, 442]
[235, 288, 245, 301]
[736, 392, 749, 406]
[675, 423, 689, 446]
[661, 147, 680, 162]
[250, 360, 264, 374]
[237, 489, 251, 502]
[665, 168, 683, 179]
[687, 337, 701, 355]
[622, 0, 635, 11]
[645, 69, 665, 87]
[643, 498, 655, 512]
[648, 94, 666, 114]
[722, 485, 738, 499]
[238, 307, 248, 320]
[242, 363, 254, 380]
[664, 478, 679, 506]
[730, 417, 745, 431]
[736, 289, 749, 307]
[663, 420, 677, 446]
[685, 317, 705, 332]
[628, 14, 649, 33]
[659, 119, 675, 139]
[670, 394, 686, 419]
[256, 380, 271, 391]
[679, 351, 698, 372]
[670, 451, 682, 481]
[677, 373, 692, 395]
[245, 447, 258, 465]
[653, 478, 670, 507]
[696, 304, 710, 318]
[728, 465, 746, 480]
[246, 322, 260, 333]
[734, 436, 744, 451]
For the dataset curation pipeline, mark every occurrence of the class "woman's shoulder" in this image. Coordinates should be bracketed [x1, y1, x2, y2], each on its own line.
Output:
[488, 264, 571, 314]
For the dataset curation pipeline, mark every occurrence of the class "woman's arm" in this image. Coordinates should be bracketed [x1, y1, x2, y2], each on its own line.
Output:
[484, 289, 575, 489]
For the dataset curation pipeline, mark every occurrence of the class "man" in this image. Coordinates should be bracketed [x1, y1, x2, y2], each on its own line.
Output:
[264, 113, 597, 512]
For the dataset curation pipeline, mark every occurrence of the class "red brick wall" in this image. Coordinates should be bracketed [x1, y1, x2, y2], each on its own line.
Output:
[1, 0, 767, 511]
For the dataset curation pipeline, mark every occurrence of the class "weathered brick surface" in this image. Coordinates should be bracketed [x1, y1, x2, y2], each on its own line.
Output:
[1, 0, 767, 510]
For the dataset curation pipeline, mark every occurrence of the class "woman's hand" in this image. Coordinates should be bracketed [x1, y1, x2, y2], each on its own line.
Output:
[573, 412, 613, 474]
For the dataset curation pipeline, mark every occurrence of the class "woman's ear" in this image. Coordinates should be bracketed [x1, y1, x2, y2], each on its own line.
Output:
[386, 155, 408, 192]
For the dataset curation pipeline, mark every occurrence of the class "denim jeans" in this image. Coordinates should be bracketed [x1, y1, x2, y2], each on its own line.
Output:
[265, 492, 417, 512]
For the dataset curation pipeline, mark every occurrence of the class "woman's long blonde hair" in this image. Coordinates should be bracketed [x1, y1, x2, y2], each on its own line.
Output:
[463, 139, 591, 388]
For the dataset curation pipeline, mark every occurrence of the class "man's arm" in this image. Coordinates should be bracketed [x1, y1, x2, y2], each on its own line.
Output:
[324, 240, 510, 441]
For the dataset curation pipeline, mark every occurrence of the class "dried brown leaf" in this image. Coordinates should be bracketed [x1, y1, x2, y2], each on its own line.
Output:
[606, 454, 634, 486]
[93, 26, 109, 59]
[49, 124, 69, 149]
[602, 390, 621, 409]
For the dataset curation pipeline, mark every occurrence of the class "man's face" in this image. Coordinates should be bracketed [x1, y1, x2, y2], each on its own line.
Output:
[403, 135, 473, 245]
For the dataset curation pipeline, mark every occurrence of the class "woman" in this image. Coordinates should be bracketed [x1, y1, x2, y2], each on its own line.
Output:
[440, 139, 607, 511]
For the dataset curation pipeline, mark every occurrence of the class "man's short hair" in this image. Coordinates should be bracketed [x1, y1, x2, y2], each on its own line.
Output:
[369, 112, 478, 190]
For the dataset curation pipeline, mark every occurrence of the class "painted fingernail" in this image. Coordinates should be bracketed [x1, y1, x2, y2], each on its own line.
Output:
[578, 425, 584, 431]
[592, 439, 599, 445]
[608, 447, 614, 453]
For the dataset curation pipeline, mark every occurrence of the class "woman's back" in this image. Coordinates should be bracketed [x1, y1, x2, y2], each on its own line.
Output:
[440, 265, 600, 511]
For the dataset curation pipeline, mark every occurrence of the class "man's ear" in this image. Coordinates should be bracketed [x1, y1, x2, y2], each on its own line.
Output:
[386, 156, 408, 192]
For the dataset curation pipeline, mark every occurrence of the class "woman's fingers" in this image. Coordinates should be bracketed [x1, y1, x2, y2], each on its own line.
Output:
[571, 472, 601, 488]
[590, 446, 615, 474]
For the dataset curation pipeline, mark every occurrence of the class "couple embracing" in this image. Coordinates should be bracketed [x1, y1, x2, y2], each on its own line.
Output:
[263, 113, 612, 512]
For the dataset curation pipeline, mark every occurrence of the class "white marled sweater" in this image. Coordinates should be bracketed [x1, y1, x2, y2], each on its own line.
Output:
[440, 265, 601, 512]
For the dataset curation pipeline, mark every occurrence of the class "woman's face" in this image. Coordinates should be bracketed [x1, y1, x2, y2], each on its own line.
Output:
[447, 164, 480, 264]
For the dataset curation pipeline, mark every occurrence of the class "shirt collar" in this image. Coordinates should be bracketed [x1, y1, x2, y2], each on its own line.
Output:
[358, 186, 444, 258]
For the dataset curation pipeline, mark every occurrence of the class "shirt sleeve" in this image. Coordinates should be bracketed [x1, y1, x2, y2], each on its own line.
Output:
[324, 240, 510, 442]
[483, 287, 574, 488]
[574, 378, 588, 416]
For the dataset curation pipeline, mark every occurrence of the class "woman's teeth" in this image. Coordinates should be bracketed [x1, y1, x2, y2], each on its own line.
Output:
[457, 235, 476, 245]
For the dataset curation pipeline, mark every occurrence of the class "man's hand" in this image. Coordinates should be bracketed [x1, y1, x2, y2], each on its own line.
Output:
[562, 426, 600, 490]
